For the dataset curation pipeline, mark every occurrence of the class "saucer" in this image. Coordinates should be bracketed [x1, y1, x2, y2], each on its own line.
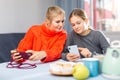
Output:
[49, 69, 72, 76]
[102, 73, 120, 80]
[49, 62, 75, 76]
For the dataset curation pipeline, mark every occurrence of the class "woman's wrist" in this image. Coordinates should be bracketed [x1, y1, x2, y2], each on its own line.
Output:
[40, 51, 47, 60]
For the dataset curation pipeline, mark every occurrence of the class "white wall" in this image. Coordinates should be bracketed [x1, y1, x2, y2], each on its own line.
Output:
[0, 0, 56, 33]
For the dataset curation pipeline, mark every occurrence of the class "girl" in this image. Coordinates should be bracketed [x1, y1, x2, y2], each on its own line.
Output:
[62, 8, 109, 61]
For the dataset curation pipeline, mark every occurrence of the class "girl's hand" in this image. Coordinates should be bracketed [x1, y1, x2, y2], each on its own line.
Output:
[66, 53, 80, 62]
[26, 50, 47, 61]
[78, 47, 92, 58]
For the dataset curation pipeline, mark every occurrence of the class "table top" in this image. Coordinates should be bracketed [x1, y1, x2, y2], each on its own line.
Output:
[0, 59, 109, 80]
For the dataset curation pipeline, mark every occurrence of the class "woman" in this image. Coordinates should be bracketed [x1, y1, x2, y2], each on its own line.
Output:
[11, 6, 67, 63]
[62, 8, 109, 61]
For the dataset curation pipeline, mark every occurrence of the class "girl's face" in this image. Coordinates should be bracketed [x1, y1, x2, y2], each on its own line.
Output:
[47, 14, 65, 32]
[70, 16, 88, 34]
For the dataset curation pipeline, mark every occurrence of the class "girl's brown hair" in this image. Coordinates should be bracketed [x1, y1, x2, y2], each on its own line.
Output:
[69, 8, 88, 21]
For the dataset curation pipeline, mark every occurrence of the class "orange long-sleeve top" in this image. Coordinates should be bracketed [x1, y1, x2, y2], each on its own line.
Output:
[17, 23, 67, 62]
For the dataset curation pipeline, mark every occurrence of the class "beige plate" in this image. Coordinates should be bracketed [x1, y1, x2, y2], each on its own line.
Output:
[49, 69, 72, 76]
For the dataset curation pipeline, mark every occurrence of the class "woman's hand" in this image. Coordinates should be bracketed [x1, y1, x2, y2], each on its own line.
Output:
[11, 49, 23, 62]
[78, 47, 92, 58]
[26, 50, 47, 61]
[66, 53, 80, 62]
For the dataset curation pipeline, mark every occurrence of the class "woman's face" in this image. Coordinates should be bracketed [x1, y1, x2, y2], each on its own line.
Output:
[47, 14, 65, 32]
[70, 16, 88, 34]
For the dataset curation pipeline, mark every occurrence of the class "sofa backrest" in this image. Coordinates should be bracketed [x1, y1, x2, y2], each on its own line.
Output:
[0, 33, 25, 63]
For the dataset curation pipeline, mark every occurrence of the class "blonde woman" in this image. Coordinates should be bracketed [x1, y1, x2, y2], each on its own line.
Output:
[11, 6, 67, 63]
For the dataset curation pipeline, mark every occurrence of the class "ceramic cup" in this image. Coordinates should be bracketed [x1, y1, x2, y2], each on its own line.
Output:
[93, 55, 104, 74]
[83, 58, 99, 77]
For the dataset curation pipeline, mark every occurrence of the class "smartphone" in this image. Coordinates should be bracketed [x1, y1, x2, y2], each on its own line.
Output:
[68, 45, 79, 55]
[19, 52, 32, 60]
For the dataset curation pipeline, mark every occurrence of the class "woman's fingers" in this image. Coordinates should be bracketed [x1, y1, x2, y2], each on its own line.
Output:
[11, 51, 23, 61]
[11, 49, 17, 54]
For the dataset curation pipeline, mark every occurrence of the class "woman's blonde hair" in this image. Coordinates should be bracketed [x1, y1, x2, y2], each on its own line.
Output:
[46, 6, 65, 21]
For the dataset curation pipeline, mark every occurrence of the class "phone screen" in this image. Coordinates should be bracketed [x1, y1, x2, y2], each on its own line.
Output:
[68, 45, 79, 55]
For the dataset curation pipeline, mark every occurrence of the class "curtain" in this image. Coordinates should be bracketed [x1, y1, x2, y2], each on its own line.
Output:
[55, 0, 84, 33]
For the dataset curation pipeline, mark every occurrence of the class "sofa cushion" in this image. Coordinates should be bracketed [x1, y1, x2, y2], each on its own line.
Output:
[0, 33, 25, 63]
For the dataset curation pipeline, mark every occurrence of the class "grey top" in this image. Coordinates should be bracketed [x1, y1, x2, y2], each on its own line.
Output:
[61, 30, 110, 60]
